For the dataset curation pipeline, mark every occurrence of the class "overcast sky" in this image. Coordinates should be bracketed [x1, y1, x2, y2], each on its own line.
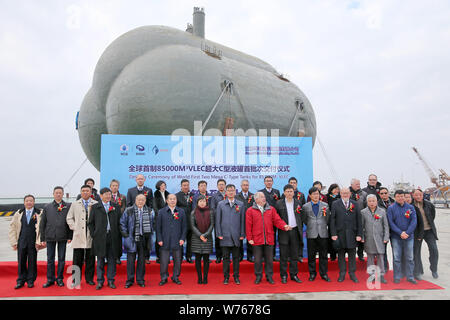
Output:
[1, 0, 449, 198]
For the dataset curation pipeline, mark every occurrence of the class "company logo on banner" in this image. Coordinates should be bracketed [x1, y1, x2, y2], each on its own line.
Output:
[100, 135, 313, 196]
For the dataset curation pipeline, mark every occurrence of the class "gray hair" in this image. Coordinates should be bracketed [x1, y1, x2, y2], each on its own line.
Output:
[254, 192, 265, 200]
[350, 178, 360, 185]
[367, 194, 377, 201]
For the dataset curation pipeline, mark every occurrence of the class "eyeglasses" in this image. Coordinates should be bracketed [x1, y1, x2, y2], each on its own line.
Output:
[380, 192, 388, 195]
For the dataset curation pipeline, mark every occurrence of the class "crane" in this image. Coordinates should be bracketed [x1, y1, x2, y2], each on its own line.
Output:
[412, 146, 449, 207]
[412, 147, 440, 187]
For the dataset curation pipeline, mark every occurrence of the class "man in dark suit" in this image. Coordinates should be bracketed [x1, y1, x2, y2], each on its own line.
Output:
[40, 186, 72, 288]
[235, 179, 255, 262]
[259, 176, 281, 261]
[110, 179, 127, 265]
[88, 187, 122, 290]
[330, 187, 363, 283]
[275, 184, 304, 283]
[210, 179, 227, 264]
[126, 174, 153, 209]
[281, 177, 306, 206]
[176, 179, 195, 263]
[157, 194, 187, 286]
[9, 195, 42, 289]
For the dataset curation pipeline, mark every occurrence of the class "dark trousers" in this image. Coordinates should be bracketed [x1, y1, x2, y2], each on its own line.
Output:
[97, 234, 116, 284]
[246, 240, 253, 259]
[46, 240, 67, 282]
[222, 246, 240, 278]
[17, 243, 37, 285]
[72, 248, 95, 283]
[357, 241, 365, 259]
[414, 230, 439, 276]
[338, 248, 357, 276]
[160, 248, 182, 281]
[185, 230, 193, 259]
[214, 230, 222, 259]
[195, 253, 210, 280]
[253, 244, 274, 278]
[126, 240, 146, 285]
[327, 229, 337, 259]
[307, 237, 328, 276]
[280, 228, 300, 277]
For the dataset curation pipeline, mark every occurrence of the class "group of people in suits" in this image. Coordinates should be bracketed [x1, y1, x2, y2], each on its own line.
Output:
[9, 173, 439, 289]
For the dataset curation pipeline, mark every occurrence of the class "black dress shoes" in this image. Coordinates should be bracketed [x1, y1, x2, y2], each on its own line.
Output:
[27, 282, 34, 288]
[349, 274, 359, 283]
[290, 275, 302, 283]
[43, 281, 54, 288]
[321, 275, 331, 282]
[125, 283, 133, 289]
[281, 276, 288, 284]
[186, 257, 193, 264]
[172, 277, 182, 285]
[107, 282, 116, 289]
[247, 257, 255, 263]
[216, 257, 222, 264]
[273, 257, 279, 262]
[380, 275, 388, 284]
[234, 276, 241, 285]
[14, 283, 24, 289]
[338, 275, 345, 282]
[223, 277, 229, 285]
[116, 258, 122, 265]
[407, 279, 418, 285]
[309, 274, 316, 281]
[203, 277, 208, 284]
[394, 279, 400, 284]
[56, 279, 64, 287]
[159, 279, 168, 286]
[266, 276, 275, 284]
[96, 283, 103, 290]
[198, 279, 203, 284]
[255, 276, 262, 284]
[432, 272, 439, 279]
[139, 283, 145, 288]
[87, 280, 96, 286]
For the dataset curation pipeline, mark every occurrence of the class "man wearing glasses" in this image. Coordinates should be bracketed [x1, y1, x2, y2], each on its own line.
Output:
[363, 174, 382, 201]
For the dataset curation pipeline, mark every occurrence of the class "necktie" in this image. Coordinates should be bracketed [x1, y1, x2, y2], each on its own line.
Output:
[26, 210, 31, 224]
[345, 201, 349, 209]
[244, 193, 248, 199]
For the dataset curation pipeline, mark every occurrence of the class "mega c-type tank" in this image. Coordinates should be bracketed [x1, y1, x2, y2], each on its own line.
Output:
[77, 7, 317, 170]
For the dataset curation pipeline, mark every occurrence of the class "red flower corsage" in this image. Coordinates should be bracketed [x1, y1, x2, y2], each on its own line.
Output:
[247, 195, 253, 204]
[173, 211, 179, 220]
[405, 210, 411, 218]
[189, 196, 193, 203]
[117, 197, 122, 206]
[355, 194, 360, 201]
[90, 194, 95, 200]
[143, 191, 148, 197]
[374, 213, 381, 220]
[57, 204, 66, 212]
[108, 206, 114, 213]
[297, 193, 302, 201]
[235, 204, 240, 212]
[348, 203, 355, 212]
[274, 194, 279, 201]
[322, 207, 327, 217]
[296, 205, 302, 214]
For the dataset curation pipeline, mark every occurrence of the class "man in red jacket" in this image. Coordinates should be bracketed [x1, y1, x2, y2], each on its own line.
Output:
[246, 192, 290, 284]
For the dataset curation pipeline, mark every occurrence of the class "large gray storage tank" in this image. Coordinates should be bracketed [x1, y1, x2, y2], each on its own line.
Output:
[77, 7, 317, 170]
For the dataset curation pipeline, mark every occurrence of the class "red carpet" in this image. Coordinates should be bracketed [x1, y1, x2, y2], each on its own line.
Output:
[0, 259, 442, 298]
